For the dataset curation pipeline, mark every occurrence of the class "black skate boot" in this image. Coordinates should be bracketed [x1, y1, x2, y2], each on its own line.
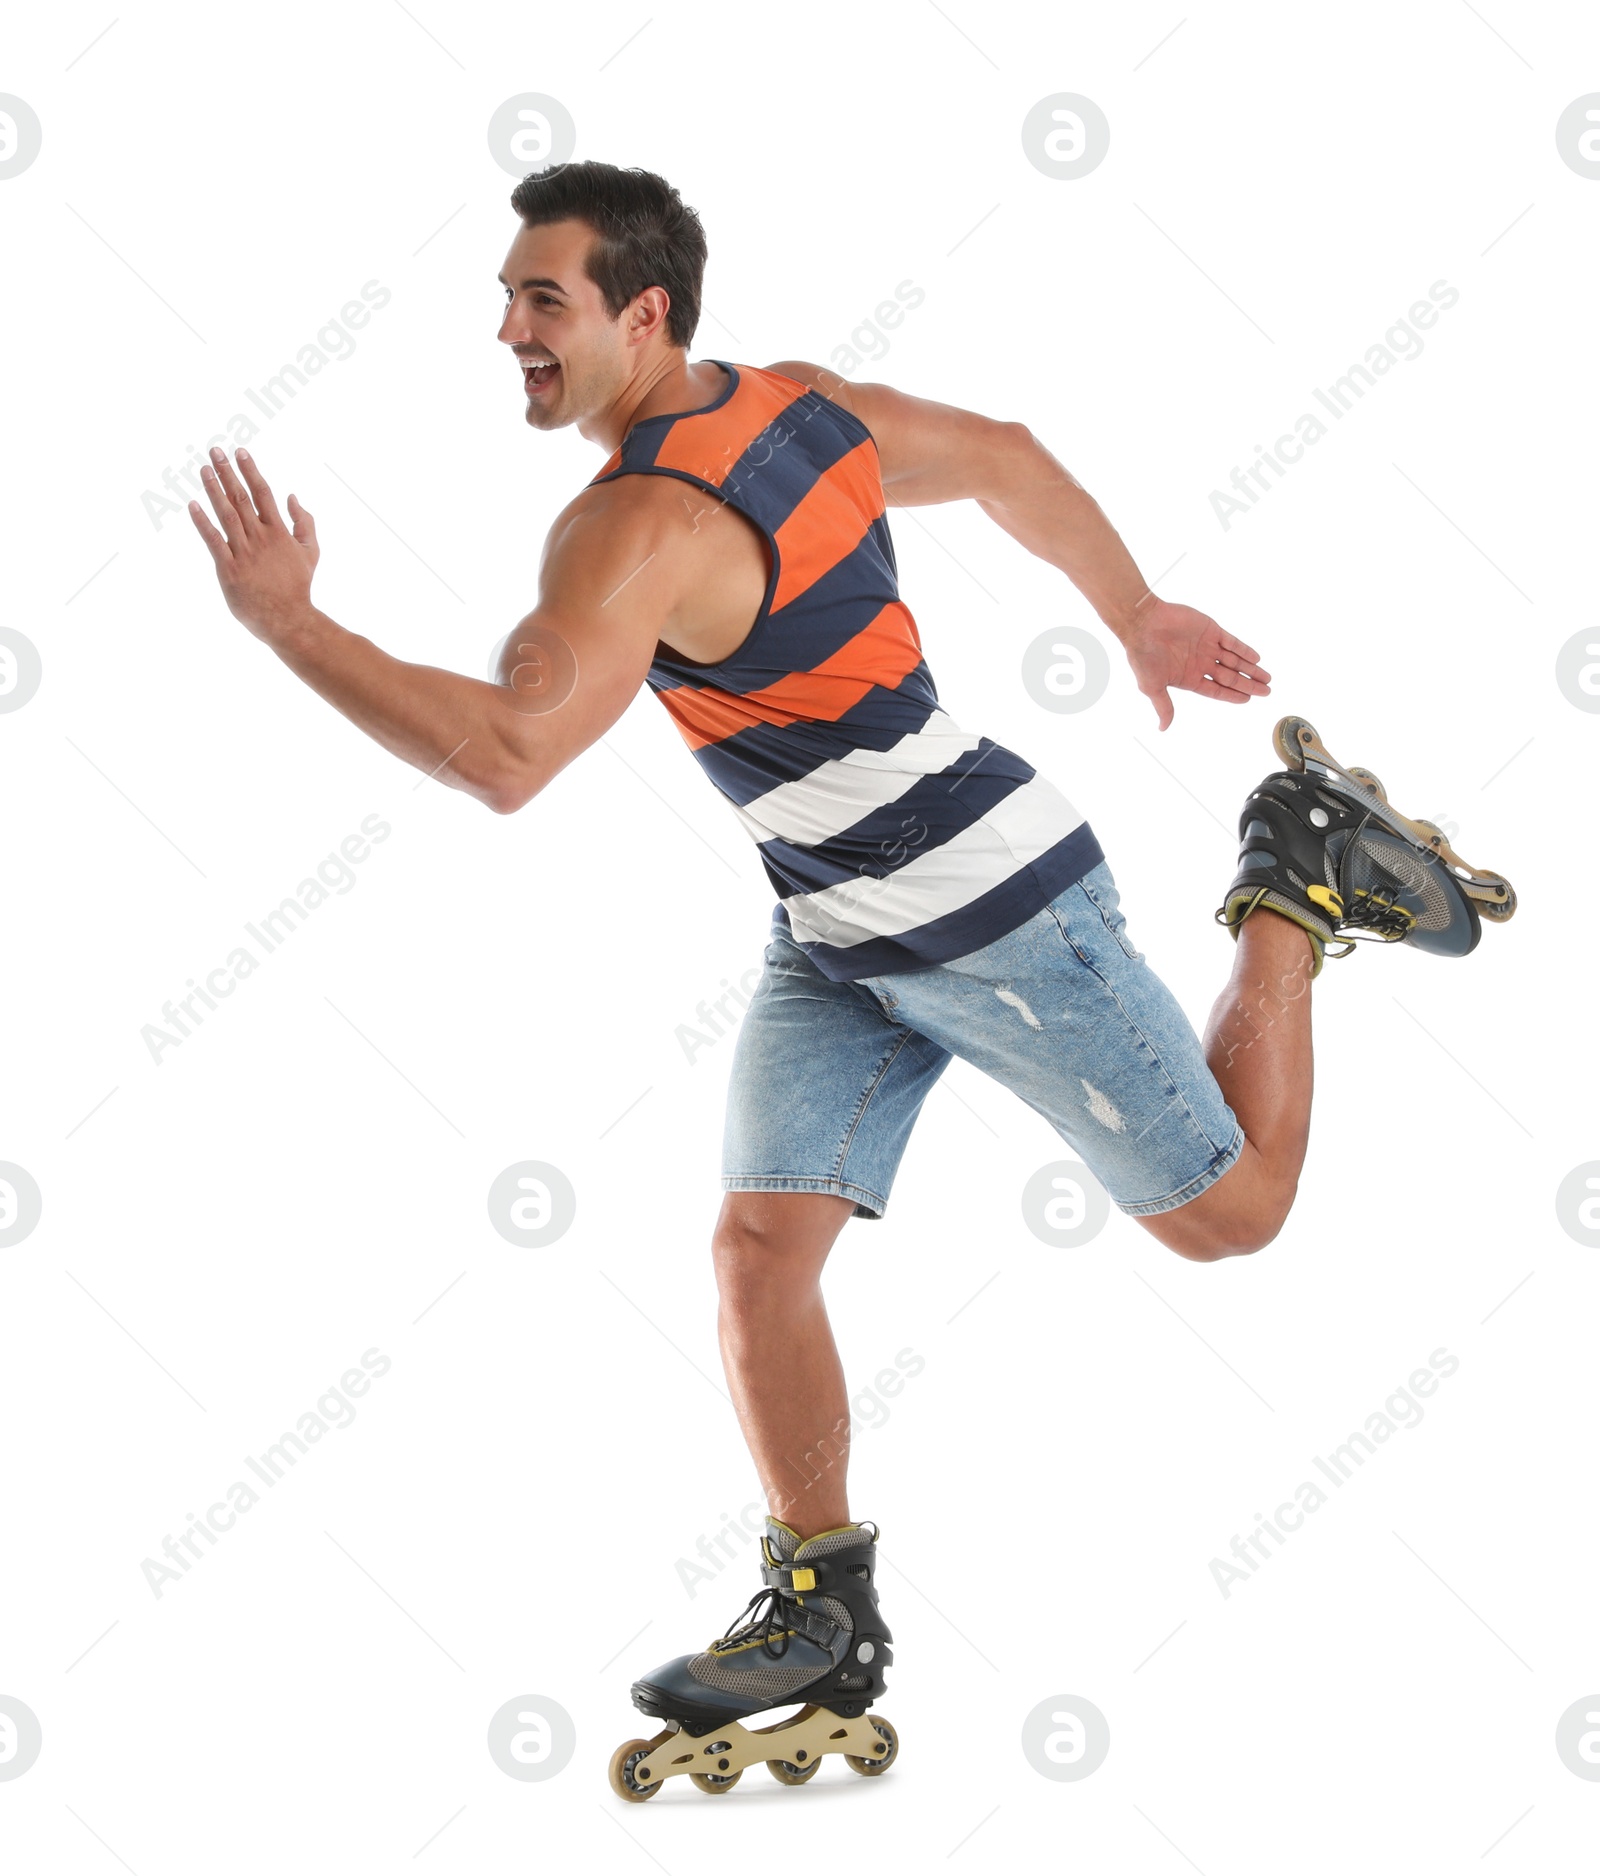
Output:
[609, 1517, 898, 1800]
[1216, 716, 1516, 974]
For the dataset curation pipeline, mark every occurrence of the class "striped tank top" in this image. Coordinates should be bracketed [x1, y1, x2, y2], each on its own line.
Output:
[588, 360, 1103, 981]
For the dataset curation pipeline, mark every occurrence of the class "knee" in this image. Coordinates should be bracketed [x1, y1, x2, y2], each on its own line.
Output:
[710, 1215, 782, 1295]
[710, 1197, 847, 1304]
[1172, 1224, 1275, 1263]
[711, 1228, 811, 1321]
[1170, 1192, 1293, 1262]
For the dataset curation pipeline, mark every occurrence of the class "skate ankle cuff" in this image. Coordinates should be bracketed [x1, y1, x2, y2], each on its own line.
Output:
[762, 1528, 874, 1589]
[761, 1537, 877, 1598]
[1218, 886, 1331, 978]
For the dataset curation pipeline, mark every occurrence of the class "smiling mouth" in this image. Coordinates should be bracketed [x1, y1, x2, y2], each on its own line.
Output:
[521, 360, 560, 393]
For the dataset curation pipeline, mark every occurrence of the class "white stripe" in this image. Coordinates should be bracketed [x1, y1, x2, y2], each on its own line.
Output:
[732, 708, 983, 845]
[782, 772, 1086, 954]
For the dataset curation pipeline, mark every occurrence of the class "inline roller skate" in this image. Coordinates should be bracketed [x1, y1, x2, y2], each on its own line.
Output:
[608, 1517, 897, 1800]
[1217, 715, 1516, 974]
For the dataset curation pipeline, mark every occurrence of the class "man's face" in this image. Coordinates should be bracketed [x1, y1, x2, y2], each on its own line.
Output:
[496, 218, 627, 432]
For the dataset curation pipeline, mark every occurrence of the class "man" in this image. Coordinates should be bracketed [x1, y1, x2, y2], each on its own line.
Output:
[189, 161, 1510, 1799]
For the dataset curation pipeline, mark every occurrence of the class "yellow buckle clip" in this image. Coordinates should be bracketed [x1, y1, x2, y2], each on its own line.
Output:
[790, 1567, 816, 1592]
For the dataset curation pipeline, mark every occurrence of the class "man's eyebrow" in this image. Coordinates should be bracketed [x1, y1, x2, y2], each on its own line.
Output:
[495, 274, 570, 293]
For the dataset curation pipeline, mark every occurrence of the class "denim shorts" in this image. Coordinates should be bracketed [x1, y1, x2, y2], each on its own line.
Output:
[721, 859, 1245, 1220]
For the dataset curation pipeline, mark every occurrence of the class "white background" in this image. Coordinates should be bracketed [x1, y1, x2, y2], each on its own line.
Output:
[2, 1, 1596, 1868]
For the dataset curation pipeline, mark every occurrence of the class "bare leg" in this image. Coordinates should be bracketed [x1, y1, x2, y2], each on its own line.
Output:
[1136, 908, 1316, 1262]
[712, 1190, 858, 1537]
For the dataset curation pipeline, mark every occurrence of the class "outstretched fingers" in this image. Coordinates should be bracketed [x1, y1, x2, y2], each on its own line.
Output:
[233, 448, 284, 528]
[1206, 633, 1271, 697]
[188, 498, 233, 566]
[1217, 630, 1271, 686]
[204, 449, 261, 535]
[1205, 666, 1268, 697]
[198, 458, 246, 544]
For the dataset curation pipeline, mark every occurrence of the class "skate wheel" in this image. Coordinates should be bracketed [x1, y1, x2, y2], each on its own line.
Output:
[844, 1715, 899, 1776]
[1348, 766, 1387, 801]
[609, 1736, 665, 1803]
[1272, 716, 1317, 772]
[1412, 817, 1454, 859]
[767, 1753, 822, 1785]
[1412, 821, 1518, 919]
[690, 1768, 743, 1794]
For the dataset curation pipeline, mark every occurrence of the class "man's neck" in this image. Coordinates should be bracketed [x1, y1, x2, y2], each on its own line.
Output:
[588, 356, 727, 451]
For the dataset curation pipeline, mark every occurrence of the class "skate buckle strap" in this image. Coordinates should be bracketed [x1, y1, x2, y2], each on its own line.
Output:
[760, 1562, 818, 1593]
[791, 1602, 844, 1648]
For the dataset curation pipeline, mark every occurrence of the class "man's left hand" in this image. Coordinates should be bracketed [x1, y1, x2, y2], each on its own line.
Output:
[1121, 596, 1271, 731]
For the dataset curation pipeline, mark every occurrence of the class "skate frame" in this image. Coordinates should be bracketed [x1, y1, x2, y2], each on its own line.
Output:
[625, 1703, 893, 1790]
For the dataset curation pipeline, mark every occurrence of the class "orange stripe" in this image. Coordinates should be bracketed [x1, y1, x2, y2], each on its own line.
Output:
[770, 442, 884, 614]
[652, 374, 807, 486]
[660, 602, 924, 751]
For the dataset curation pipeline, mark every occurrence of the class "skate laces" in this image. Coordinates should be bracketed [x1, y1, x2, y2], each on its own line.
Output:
[1337, 883, 1417, 944]
[711, 1586, 793, 1660]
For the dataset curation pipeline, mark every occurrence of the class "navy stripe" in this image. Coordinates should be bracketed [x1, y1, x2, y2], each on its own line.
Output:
[753, 744, 1035, 896]
[809, 387, 876, 455]
[679, 664, 944, 807]
[716, 396, 867, 533]
[627, 383, 863, 538]
[776, 822, 1106, 981]
[650, 529, 908, 696]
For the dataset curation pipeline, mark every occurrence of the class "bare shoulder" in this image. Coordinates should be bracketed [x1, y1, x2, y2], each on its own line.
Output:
[548, 470, 687, 530]
[539, 471, 694, 565]
[537, 467, 767, 657]
[515, 477, 695, 629]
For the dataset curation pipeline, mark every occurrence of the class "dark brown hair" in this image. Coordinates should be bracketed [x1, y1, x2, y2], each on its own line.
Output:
[509, 161, 707, 349]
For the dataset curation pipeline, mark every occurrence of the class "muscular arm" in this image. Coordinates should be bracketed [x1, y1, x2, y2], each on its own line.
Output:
[189, 450, 667, 813]
[766, 361, 1270, 727]
[769, 361, 1148, 636]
